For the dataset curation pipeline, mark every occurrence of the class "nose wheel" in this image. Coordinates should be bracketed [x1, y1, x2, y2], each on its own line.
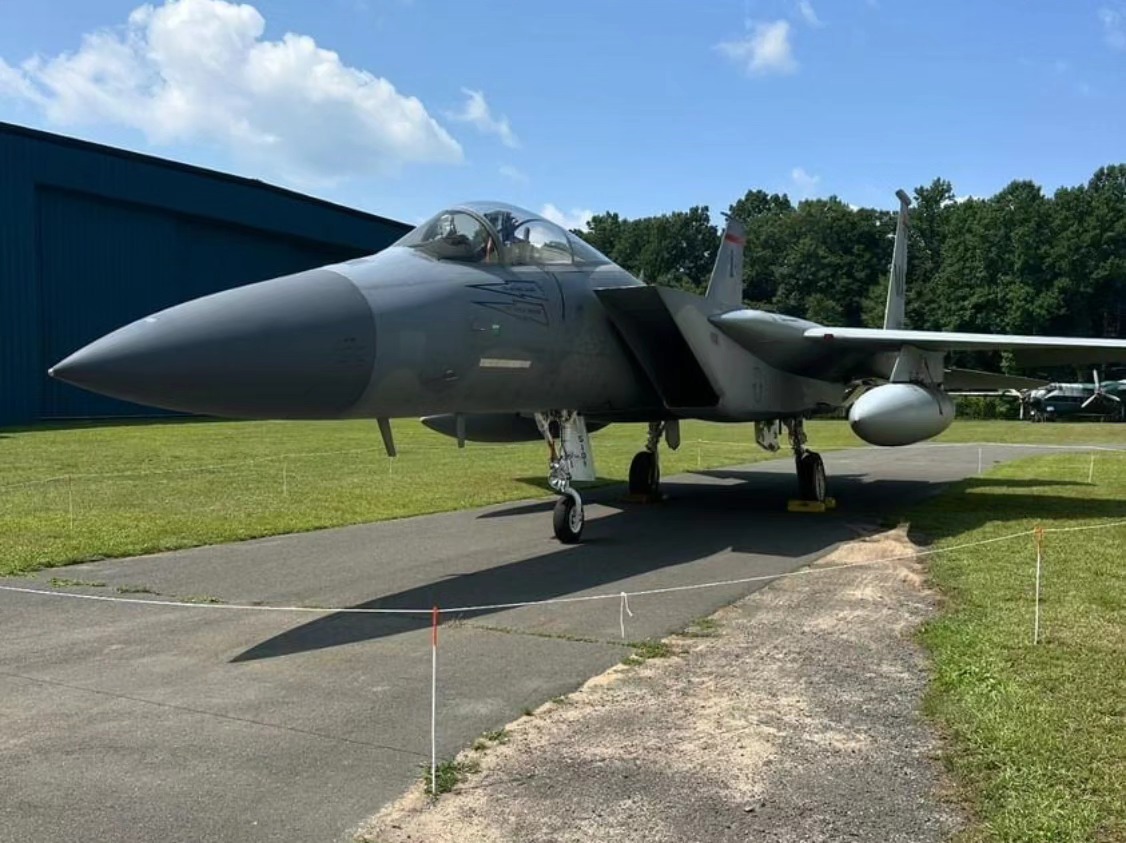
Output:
[552, 491, 585, 543]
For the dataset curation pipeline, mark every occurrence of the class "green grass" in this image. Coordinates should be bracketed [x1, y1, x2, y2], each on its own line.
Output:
[421, 757, 480, 798]
[47, 576, 106, 588]
[679, 616, 722, 638]
[1, 417, 1123, 577]
[622, 639, 675, 665]
[910, 453, 1126, 842]
[472, 729, 510, 752]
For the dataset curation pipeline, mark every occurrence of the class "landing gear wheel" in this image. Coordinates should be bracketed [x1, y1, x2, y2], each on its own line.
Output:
[553, 495, 585, 543]
[797, 452, 827, 503]
[628, 450, 659, 497]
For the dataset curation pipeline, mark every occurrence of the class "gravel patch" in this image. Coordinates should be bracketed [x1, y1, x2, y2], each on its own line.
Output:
[356, 527, 963, 843]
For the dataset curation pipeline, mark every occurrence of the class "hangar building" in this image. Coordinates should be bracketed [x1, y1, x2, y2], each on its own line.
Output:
[0, 122, 410, 428]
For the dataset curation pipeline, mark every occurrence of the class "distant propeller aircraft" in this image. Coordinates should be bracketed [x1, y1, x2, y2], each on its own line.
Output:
[1023, 371, 1125, 422]
[50, 192, 1126, 542]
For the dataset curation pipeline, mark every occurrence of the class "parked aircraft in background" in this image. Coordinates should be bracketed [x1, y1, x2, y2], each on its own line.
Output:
[1023, 371, 1125, 422]
[50, 191, 1126, 542]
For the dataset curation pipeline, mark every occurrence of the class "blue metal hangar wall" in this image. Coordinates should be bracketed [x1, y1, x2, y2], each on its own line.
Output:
[0, 121, 411, 427]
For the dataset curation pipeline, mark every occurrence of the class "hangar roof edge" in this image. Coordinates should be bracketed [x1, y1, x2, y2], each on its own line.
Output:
[0, 121, 410, 233]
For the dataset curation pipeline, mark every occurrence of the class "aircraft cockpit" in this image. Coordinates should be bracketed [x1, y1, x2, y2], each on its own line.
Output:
[396, 202, 610, 267]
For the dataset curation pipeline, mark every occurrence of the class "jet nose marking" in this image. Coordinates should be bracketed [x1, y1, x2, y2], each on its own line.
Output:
[50, 268, 376, 419]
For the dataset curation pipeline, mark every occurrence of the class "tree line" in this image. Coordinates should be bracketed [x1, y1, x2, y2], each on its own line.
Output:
[578, 165, 1125, 374]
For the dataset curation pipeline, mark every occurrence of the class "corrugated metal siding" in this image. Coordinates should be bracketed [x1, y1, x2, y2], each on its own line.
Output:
[0, 122, 410, 426]
[0, 129, 39, 426]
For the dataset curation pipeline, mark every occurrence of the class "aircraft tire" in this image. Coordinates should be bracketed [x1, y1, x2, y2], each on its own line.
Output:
[553, 496, 584, 543]
[628, 451, 659, 496]
[798, 452, 827, 502]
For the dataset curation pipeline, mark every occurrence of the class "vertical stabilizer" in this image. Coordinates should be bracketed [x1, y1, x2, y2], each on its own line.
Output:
[705, 215, 746, 310]
[884, 189, 911, 329]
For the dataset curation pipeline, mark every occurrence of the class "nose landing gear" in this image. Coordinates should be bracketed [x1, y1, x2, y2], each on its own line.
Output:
[537, 410, 590, 543]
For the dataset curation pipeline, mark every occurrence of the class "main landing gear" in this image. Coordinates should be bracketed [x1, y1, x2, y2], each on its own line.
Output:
[627, 420, 680, 501]
[785, 418, 828, 504]
[537, 410, 585, 544]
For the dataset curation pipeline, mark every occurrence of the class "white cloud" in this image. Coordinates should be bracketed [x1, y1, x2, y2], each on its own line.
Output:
[0, 0, 462, 185]
[1099, 5, 1126, 50]
[499, 164, 528, 184]
[796, 0, 823, 27]
[717, 20, 798, 76]
[791, 166, 820, 196]
[447, 88, 519, 148]
[0, 59, 44, 102]
[540, 203, 593, 232]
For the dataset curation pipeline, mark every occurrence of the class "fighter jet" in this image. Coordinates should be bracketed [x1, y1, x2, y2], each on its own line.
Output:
[50, 193, 1126, 542]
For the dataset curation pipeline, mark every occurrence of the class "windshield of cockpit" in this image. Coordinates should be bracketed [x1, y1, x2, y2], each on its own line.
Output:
[396, 204, 611, 267]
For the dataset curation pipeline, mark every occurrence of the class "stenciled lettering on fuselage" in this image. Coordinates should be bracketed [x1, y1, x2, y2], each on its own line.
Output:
[470, 279, 550, 327]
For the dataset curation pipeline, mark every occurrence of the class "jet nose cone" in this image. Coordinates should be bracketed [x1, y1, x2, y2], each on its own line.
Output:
[50, 269, 376, 419]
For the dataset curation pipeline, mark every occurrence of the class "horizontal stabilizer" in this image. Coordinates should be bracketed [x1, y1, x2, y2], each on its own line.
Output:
[943, 368, 1049, 393]
[804, 327, 1126, 366]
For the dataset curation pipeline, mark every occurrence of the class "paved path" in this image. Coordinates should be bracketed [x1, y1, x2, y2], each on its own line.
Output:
[0, 444, 1066, 842]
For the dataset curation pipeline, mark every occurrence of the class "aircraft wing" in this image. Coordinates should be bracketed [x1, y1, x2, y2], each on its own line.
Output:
[803, 327, 1126, 366]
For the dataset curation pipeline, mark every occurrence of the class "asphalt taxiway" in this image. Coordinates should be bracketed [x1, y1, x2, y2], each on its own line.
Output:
[0, 444, 1070, 842]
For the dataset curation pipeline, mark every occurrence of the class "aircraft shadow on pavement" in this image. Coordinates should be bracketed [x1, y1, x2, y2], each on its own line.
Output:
[232, 471, 944, 663]
[232, 466, 1124, 663]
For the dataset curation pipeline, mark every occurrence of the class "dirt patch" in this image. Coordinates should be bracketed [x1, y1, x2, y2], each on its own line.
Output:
[355, 527, 962, 843]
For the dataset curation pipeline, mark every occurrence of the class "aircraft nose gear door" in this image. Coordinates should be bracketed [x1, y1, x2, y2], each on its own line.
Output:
[536, 410, 595, 543]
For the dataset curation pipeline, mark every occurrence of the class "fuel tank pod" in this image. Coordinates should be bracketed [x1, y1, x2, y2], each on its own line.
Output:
[848, 384, 955, 447]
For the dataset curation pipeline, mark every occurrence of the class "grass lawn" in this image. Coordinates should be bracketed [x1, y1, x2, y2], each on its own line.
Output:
[1, 416, 1123, 577]
[909, 452, 1126, 842]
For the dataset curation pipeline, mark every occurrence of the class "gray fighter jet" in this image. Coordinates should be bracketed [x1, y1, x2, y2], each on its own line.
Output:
[50, 193, 1126, 542]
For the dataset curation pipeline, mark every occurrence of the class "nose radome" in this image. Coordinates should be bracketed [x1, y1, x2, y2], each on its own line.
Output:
[50, 268, 376, 419]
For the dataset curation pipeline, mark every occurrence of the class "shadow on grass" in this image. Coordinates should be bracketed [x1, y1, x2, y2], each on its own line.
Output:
[903, 474, 1126, 547]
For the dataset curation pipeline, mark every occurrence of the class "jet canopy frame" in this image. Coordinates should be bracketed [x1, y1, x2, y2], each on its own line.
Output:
[396, 201, 611, 268]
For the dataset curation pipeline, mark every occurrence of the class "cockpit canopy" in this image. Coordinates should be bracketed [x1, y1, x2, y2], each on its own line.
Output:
[396, 202, 610, 267]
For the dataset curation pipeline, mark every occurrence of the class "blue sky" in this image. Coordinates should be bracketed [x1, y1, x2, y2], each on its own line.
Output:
[1, 0, 1123, 227]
